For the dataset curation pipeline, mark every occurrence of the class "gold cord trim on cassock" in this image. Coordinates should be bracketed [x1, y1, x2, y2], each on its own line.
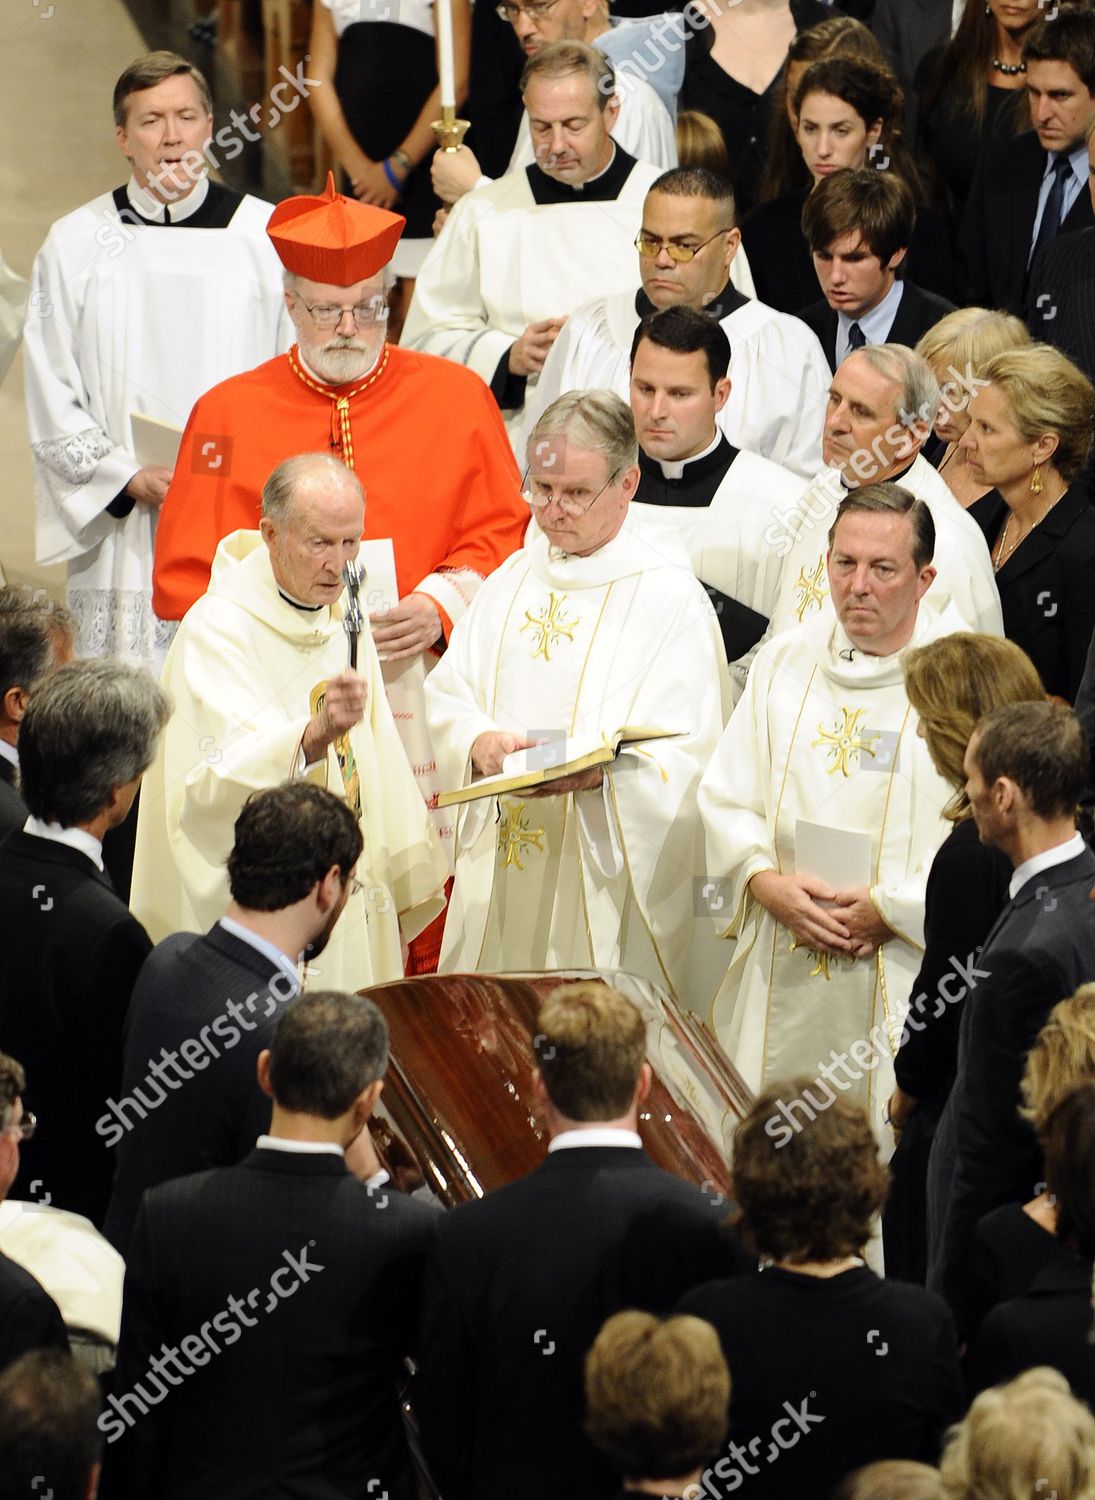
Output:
[286, 344, 392, 470]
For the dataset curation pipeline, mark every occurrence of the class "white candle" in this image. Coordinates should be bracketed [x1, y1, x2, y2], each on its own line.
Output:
[436, 0, 456, 110]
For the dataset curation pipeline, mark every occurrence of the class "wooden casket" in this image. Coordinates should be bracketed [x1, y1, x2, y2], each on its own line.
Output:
[360, 969, 753, 1205]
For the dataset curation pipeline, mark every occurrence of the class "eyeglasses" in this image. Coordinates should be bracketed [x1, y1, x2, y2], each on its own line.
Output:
[634, 229, 729, 263]
[522, 466, 620, 519]
[349, 876, 364, 897]
[496, 0, 561, 20]
[3, 1111, 36, 1142]
[296, 299, 389, 330]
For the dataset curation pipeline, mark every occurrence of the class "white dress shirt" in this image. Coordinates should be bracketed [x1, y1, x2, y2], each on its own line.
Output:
[548, 1127, 642, 1152]
[23, 815, 104, 871]
[1009, 830, 1087, 900]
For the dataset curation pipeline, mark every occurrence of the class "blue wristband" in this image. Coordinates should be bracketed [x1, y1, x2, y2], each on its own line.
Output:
[382, 158, 402, 190]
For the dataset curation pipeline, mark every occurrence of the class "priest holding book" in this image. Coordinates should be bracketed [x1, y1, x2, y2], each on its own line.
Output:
[425, 391, 730, 1010]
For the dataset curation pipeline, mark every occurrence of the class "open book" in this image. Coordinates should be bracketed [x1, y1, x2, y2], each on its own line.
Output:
[436, 727, 681, 808]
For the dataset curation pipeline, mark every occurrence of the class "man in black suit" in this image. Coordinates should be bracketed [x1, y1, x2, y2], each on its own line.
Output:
[1027, 120, 1095, 386]
[105, 990, 436, 1500]
[799, 169, 955, 373]
[0, 1053, 68, 1372]
[103, 780, 364, 1255]
[928, 701, 1095, 1336]
[414, 981, 745, 1500]
[0, 588, 73, 843]
[0, 660, 170, 1227]
[961, 8, 1095, 316]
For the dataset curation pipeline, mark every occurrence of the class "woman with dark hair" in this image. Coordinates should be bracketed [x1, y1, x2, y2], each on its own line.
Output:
[677, 1083, 963, 1500]
[915, 0, 1034, 224]
[760, 14, 888, 204]
[678, 0, 832, 220]
[883, 633, 1045, 1283]
[741, 56, 953, 313]
[969, 1081, 1095, 1405]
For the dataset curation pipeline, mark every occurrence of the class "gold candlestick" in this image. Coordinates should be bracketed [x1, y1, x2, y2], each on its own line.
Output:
[432, 103, 471, 153]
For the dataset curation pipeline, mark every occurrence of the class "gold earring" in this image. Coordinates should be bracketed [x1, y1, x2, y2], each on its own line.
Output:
[1031, 464, 1044, 495]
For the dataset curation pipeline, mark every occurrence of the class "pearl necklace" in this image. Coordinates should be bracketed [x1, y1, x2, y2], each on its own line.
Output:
[992, 57, 1026, 75]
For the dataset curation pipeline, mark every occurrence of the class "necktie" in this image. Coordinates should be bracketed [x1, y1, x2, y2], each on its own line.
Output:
[1031, 153, 1073, 266]
[847, 322, 866, 351]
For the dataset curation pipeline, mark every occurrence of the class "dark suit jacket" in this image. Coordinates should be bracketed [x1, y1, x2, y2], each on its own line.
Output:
[414, 1145, 746, 1500]
[0, 831, 151, 1226]
[108, 1148, 436, 1500]
[872, 0, 952, 103]
[928, 845, 1095, 1334]
[103, 924, 295, 1256]
[970, 488, 1095, 702]
[0, 1249, 68, 1373]
[960, 129, 1095, 314]
[0, 759, 25, 842]
[968, 1254, 1095, 1404]
[1027, 225, 1095, 406]
[798, 280, 957, 371]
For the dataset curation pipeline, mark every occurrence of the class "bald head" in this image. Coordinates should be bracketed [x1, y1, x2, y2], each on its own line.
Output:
[259, 454, 364, 607]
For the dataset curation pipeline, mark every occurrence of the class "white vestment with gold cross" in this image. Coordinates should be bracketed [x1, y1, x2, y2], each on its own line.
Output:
[424, 513, 731, 1009]
[699, 605, 962, 1137]
[730, 455, 1003, 696]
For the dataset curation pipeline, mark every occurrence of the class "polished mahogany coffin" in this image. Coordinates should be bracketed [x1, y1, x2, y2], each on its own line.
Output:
[361, 969, 752, 1205]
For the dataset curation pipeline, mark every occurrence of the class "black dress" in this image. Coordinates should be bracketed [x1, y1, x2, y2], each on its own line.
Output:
[884, 818, 1012, 1283]
[915, 50, 1024, 229]
[968, 487, 1095, 703]
[327, 0, 441, 257]
[967, 1202, 1073, 1339]
[968, 1254, 1095, 1403]
[677, 1266, 964, 1500]
[740, 185, 957, 314]
[679, 0, 831, 218]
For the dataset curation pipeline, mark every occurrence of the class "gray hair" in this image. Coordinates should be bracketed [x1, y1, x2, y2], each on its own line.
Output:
[520, 39, 617, 110]
[528, 390, 638, 480]
[261, 453, 364, 524]
[828, 481, 936, 568]
[18, 660, 172, 828]
[856, 343, 941, 431]
[0, 587, 74, 706]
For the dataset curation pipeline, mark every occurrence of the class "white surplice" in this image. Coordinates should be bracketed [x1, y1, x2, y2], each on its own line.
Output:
[131, 531, 448, 990]
[24, 181, 292, 666]
[400, 152, 662, 443]
[699, 605, 962, 1136]
[730, 454, 1004, 694]
[630, 445, 806, 620]
[424, 512, 731, 1008]
[521, 286, 827, 477]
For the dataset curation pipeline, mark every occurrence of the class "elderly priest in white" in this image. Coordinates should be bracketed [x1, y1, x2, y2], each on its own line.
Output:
[523, 165, 825, 478]
[749, 345, 1002, 676]
[401, 42, 662, 444]
[132, 452, 447, 990]
[23, 51, 290, 667]
[699, 486, 959, 1139]
[425, 391, 729, 1009]
[628, 305, 803, 660]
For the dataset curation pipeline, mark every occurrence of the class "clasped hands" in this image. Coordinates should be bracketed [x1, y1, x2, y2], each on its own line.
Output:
[748, 871, 893, 958]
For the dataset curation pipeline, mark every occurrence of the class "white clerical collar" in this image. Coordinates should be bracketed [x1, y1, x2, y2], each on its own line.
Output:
[256, 1135, 344, 1157]
[23, 816, 104, 872]
[0, 740, 17, 770]
[571, 142, 617, 192]
[218, 917, 301, 993]
[548, 1127, 642, 1152]
[655, 428, 722, 481]
[126, 172, 209, 224]
[1009, 831, 1087, 899]
[296, 344, 384, 387]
